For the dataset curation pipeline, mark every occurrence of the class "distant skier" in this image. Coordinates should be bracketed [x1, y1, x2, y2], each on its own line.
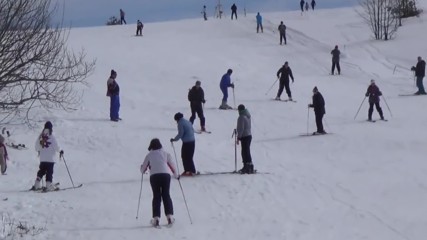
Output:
[202, 5, 207, 21]
[219, 69, 234, 110]
[136, 20, 143, 36]
[236, 104, 255, 174]
[305, 2, 309, 11]
[0, 134, 8, 175]
[140, 138, 179, 227]
[276, 61, 295, 101]
[300, 0, 305, 12]
[311, 0, 316, 10]
[231, 3, 237, 20]
[120, 9, 126, 25]
[31, 121, 63, 191]
[170, 113, 197, 176]
[308, 87, 326, 135]
[365, 79, 385, 121]
[188, 81, 206, 131]
[256, 12, 263, 33]
[411, 56, 426, 95]
[278, 21, 287, 45]
[107, 70, 121, 121]
[331, 45, 341, 75]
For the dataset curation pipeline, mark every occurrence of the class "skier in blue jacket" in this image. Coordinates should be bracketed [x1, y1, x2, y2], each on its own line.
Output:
[256, 12, 263, 33]
[219, 69, 234, 109]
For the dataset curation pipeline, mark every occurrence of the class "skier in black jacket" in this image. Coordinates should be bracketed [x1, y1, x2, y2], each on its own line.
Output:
[231, 4, 237, 20]
[308, 86, 326, 134]
[188, 81, 206, 131]
[365, 79, 384, 121]
[276, 61, 294, 101]
[411, 56, 426, 95]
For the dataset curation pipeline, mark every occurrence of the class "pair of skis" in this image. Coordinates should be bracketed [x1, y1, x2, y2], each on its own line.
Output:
[28, 183, 83, 193]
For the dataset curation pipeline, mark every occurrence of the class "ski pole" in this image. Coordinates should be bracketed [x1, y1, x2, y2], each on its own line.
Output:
[306, 107, 310, 135]
[381, 95, 393, 117]
[354, 96, 367, 120]
[171, 142, 193, 224]
[232, 87, 236, 109]
[232, 129, 237, 172]
[136, 173, 143, 219]
[61, 155, 75, 188]
[265, 78, 279, 95]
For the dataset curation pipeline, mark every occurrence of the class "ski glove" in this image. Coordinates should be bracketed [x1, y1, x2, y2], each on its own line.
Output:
[170, 138, 175, 143]
[59, 150, 64, 157]
[365, 93, 369, 97]
[411, 66, 416, 71]
[230, 83, 235, 88]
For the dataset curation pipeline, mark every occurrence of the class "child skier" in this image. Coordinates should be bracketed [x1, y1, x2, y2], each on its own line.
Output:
[365, 79, 385, 121]
[0, 134, 8, 175]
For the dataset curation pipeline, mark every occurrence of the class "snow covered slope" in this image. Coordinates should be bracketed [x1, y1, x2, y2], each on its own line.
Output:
[1, 5, 427, 240]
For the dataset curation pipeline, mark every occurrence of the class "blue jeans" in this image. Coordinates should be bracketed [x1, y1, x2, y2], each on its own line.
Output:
[221, 87, 228, 101]
[416, 76, 425, 93]
[110, 95, 120, 120]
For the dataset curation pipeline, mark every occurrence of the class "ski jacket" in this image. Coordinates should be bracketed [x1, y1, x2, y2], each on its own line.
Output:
[237, 109, 251, 139]
[331, 48, 340, 62]
[366, 84, 382, 103]
[220, 73, 233, 89]
[107, 77, 120, 96]
[415, 60, 426, 77]
[173, 118, 195, 143]
[120, 10, 125, 18]
[256, 14, 262, 24]
[0, 135, 8, 174]
[137, 21, 143, 28]
[277, 66, 294, 81]
[140, 149, 178, 178]
[311, 0, 316, 7]
[188, 86, 205, 104]
[278, 24, 286, 34]
[35, 129, 60, 163]
[311, 92, 325, 114]
[231, 4, 237, 12]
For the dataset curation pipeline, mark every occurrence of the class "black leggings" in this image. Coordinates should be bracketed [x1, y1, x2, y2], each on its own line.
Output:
[240, 136, 252, 164]
[37, 162, 54, 182]
[150, 173, 173, 218]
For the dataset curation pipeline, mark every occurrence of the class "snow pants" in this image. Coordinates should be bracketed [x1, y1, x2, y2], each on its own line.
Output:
[277, 79, 291, 98]
[221, 87, 228, 102]
[240, 135, 252, 165]
[121, 17, 126, 25]
[150, 173, 173, 218]
[231, 11, 237, 20]
[315, 112, 325, 133]
[189, 103, 205, 128]
[37, 162, 55, 182]
[331, 60, 341, 74]
[0, 156, 6, 174]
[416, 76, 426, 94]
[182, 141, 196, 173]
[257, 23, 263, 33]
[368, 102, 384, 119]
[136, 26, 142, 36]
[280, 33, 287, 45]
[110, 95, 120, 121]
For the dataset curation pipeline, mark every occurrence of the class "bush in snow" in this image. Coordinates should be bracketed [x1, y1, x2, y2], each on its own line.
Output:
[106, 16, 121, 26]
[1, 213, 46, 239]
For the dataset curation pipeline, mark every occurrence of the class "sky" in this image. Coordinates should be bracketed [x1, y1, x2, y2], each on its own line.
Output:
[54, 0, 358, 27]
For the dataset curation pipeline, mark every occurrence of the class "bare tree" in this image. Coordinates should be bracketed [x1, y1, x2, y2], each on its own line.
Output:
[358, 0, 399, 40]
[0, 0, 95, 123]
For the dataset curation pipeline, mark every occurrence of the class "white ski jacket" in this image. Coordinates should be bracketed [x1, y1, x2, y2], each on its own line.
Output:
[35, 129, 61, 163]
[140, 149, 178, 178]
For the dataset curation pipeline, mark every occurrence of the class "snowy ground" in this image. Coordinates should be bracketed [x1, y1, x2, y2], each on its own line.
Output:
[1, 4, 427, 240]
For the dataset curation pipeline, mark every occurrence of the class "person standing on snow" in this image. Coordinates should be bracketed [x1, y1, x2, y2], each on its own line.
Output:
[236, 104, 255, 174]
[106, 70, 121, 122]
[331, 45, 341, 75]
[202, 5, 208, 21]
[0, 134, 8, 175]
[188, 81, 206, 132]
[366, 79, 385, 121]
[170, 112, 197, 176]
[256, 12, 263, 33]
[136, 20, 143, 36]
[219, 69, 235, 109]
[231, 3, 238, 20]
[305, 2, 309, 11]
[278, 21, 287, 45]
[300, 0, 305, 12]
[140, 138, 179, 227]
[120, 9, 126, 24]
[31, 121, 63, 191]
[411, 56, 426, 95]
[276, 61, 295, 101]
[311, 0, 316, 10]
[308, 87, 326, 135]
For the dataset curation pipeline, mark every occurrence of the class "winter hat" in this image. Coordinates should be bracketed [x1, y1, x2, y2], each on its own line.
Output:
[148, 138, 162, 151]
[370, 79, 375, 84]
[111, 69, 117, 76]
[238, 104, 245, 111]
[284, 61, 289, 65]
[174, 112, 183, 121]
[195, 80, 201, 86]
[227, 69, 233, 74]
[335, 45, 338, 48]
[44, 121, 53, 131]
[313, 86, 318, 93]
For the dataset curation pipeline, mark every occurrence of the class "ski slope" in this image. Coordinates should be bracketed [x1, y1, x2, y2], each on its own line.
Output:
[1, 5, 427, 240]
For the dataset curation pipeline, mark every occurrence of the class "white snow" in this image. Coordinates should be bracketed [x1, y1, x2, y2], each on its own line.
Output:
[1, 4, 427, 240]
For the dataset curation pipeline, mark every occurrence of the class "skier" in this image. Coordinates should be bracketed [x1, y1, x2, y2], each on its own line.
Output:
[278, 21, 287, 45]
[331, 45, 341, 75]
[311, 0, 316, 10]
[136, 20, 143, 36]
[305, 2, 309, 11]
[256, 12, 263, 33]
[231, 3, 237, 20]
[366, 79, 385, 121]
[106, 70, 121, 122]
[411, 56, 426, 95]
[308, 87, 326, 135]
[120, 9, 126, 24]
[276, 61, 295, 101]
[170, 113, 197, 176]
[0, 134, 8, 175]
[202, 5, 207, 21]
[219, 69, 234, 110]
[140, 138, 179, 227]
[188, 81, 206, 131]
[300, 0, 305, 12]
[236, 104, 255, 174]
[31, 121, 63, 191]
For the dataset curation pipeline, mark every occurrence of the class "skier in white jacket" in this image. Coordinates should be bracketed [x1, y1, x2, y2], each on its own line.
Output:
[31, 121, 63, 191]
[140, 138, 179, 227]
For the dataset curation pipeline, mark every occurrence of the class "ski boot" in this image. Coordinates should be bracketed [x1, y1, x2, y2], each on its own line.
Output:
[30, 179, 42, 191]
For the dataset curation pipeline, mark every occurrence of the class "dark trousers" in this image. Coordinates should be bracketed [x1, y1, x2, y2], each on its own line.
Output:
[257, 23, 263, 33]
[110, 95, 120, 120]
[182, 141, 196, 173]
[150, 173, 173, 218]
[189, 103, 205, 128]
[331, 60, 341, 74]
[231, 11, 237, 20]
[240, 136, 252, 164]
[121, 17, 126, 24]
[280, 33, 287, 44]
[368, 102, 384, 119]
[277, 79, 291, 98]
[315, 112, 324, 133]
[136, 27, 142, 36]
[37, 162, 55, 182]
[203, 12, 207, 21]
[221, 87, 228, 101]
[416, 76, 426, 93]
[312, 3, 315, 10]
